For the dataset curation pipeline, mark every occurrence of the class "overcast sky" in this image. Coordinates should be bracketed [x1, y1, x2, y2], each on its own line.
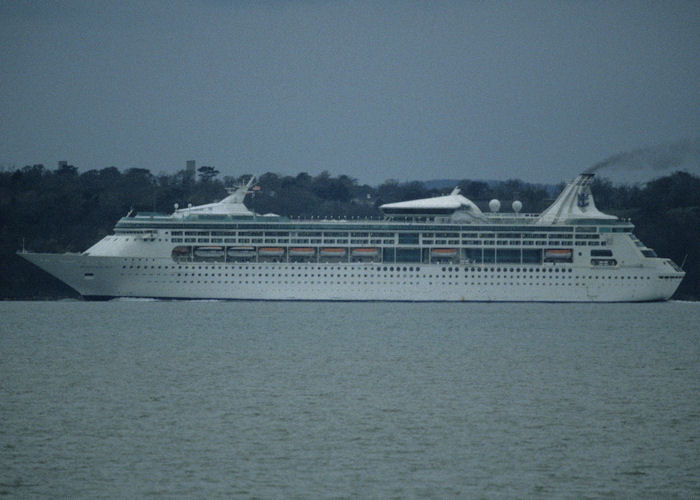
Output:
[1, 1, 699, 185]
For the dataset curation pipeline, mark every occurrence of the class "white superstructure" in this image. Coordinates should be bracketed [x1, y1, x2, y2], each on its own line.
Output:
[20, 173, 685, 301]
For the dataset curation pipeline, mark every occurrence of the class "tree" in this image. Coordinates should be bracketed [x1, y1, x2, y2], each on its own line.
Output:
[197, 166, 220, 182]
[56, 162, 77, 177]
[458, 180, 490, 200]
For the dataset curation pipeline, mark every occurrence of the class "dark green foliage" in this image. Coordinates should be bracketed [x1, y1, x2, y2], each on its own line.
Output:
[1, 165, 698, 299]
[197, 166, 220, 182]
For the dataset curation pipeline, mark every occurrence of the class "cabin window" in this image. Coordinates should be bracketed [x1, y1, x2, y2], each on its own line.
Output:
[591, 249, 613, 257]
[382, 248, 395, 263]
[464, 248, 482, 264]
[522, 249, 542, 264]
[398, 233, 419, 244]
[591, 258, 618, 266]
[497, 249, 520, 264]
[396, 248, 421, 263]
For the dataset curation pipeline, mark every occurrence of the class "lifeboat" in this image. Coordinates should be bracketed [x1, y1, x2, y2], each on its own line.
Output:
[258, 247, 285, 257]
[289, 247, 316, 257]
[320, 248, 347, 257]
[351, 248, 378, 257]
[544, 248, 573, 261]
[227, 246, 256, 257]
[431, 248, 458, 257]
[171, 245, 191, 256]
[194, 246, 224, 258]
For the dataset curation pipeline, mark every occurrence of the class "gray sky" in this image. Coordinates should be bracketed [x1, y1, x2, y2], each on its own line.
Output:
[2, 1, 699, 185]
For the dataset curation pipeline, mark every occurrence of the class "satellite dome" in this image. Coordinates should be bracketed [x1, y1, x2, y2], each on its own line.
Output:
[489, 199, 501, 212]
[512, 200, 522, 213]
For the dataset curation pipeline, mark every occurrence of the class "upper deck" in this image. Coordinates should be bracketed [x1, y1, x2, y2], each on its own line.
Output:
[114, 172, 631, 234]
[115, 212, 633, 233]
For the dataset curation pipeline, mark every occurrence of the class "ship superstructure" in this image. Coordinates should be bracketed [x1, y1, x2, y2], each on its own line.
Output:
[20, 173, 684, 301]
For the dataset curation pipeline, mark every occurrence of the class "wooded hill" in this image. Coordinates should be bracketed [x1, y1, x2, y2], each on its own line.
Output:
[1, 164, 698, 299]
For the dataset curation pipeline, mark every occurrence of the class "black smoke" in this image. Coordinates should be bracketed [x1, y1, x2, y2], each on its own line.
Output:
[586, 137, 700, 174]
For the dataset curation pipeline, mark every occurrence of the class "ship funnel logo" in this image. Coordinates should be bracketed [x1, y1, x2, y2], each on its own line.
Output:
[577, 192, 590, 208]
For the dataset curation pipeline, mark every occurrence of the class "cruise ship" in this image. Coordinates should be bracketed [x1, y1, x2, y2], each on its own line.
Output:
[19, 173, 684, 301]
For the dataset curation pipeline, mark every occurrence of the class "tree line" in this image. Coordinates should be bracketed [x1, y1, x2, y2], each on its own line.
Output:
[1, 163, 698, 299]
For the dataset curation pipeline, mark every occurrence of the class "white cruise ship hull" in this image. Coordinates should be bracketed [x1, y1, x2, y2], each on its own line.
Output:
[20, 252, 683, 302]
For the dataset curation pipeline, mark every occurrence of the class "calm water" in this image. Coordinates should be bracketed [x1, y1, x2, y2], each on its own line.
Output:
[1, 300, 699, 498]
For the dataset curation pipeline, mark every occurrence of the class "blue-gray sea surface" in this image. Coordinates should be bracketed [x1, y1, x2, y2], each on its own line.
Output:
[1, 301, 699, 498]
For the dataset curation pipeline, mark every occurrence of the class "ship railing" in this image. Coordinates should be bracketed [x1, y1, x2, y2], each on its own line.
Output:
[284, 213, 541, 224]
[667, 259, 683, 273]
[481, 213, 540, 220]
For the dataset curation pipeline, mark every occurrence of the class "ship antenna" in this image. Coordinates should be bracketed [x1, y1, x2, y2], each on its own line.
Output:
[680, 253, 688, 270]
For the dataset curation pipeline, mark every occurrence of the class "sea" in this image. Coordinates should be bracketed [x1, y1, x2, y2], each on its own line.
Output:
[1, 300, 699, 498]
